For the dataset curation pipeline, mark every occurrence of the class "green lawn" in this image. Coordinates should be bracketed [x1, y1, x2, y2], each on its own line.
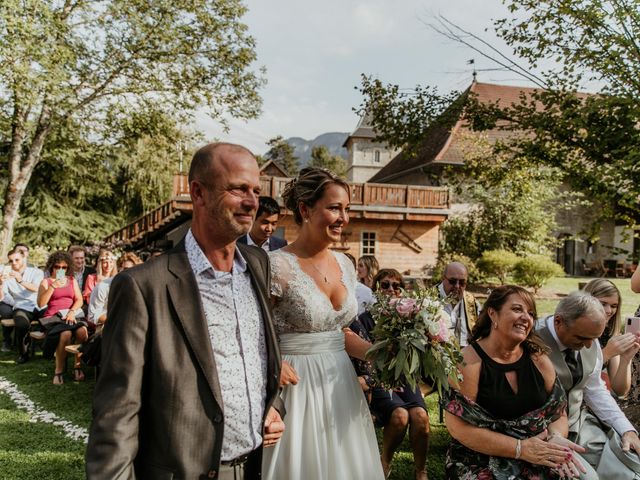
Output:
[475, 275, 639, 318]
[0, 349, 91, 480]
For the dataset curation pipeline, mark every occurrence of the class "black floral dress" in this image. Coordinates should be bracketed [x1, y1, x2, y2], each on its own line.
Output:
[441, 379, 567, 480]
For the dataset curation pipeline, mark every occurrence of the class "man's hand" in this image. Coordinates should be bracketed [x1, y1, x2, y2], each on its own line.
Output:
[621, 430, 640, 455]
[9, 271, 23, 283]
[263, 407, 285, 448]
[279, 360, 299, 386]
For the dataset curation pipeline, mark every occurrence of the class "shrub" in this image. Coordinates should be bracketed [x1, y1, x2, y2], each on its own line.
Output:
[431, 253, 482, 284]
[477, 249, 520, 284]
[513, 255, 564, 293]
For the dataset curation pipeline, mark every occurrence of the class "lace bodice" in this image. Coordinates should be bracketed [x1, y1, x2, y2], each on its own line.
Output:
[269, 250, 357, 334]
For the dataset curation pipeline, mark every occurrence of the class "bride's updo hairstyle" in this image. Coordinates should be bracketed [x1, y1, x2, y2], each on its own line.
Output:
[282, 167, 350, 225]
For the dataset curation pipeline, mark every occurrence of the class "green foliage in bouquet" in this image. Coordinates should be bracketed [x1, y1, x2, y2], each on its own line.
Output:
[366, 287, 464, 394]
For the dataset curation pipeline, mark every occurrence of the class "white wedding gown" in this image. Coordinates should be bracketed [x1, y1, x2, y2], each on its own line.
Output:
[262, 250, 384, 480]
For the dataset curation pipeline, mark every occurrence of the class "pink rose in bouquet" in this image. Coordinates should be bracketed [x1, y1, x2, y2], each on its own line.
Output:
[392, 297, 417, 317]
[430, 309, 450, 342]
[435, 316, 451, 342]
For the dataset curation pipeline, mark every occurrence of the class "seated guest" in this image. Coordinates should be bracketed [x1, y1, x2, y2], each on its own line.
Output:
[82, 248, 117, 304]
[37, 251, 88, 385]
[68, 245, 95, 292]
[14, 243, 34, 268]
[443, 285, 595, 479]
[583, 278, 639, 397]
[437, 261, 481, 346]
[0, 248, 44, 363]
[237, 196, 287, 251]
[0, 291, 15, 351]
[81, 253, 142, 370]
[344, 253, 375, 315]
[87, 252, 142, 327]
[357, 255, 379, 289]
[350, 268, 430, 480]
[117, 252, 143, 271]
[537, 291, 640, 476]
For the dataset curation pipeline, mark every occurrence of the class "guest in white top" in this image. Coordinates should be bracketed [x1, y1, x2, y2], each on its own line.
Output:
[0, 247, 44, 363]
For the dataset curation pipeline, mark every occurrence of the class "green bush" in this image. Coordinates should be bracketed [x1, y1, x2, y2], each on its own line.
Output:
[513, 255, 564, 293]
[477, 249, 520, 284]
[432, 253, 482, 284]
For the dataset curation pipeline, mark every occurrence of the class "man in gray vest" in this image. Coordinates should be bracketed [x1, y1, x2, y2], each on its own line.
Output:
[537, 291, 640, 477]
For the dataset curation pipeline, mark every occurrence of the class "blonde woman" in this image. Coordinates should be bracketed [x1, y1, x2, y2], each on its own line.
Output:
[357, 255, 379, 288]
[82, 249, 118, 304]
[584, 278, 640, 397]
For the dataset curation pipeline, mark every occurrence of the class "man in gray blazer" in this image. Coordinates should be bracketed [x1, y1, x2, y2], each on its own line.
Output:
[537, 291, 640, 477]
[86, 143, 284, 480]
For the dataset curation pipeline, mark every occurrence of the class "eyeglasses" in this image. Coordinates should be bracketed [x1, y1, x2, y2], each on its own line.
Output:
[52, 265, 67, 270]
[380, 280, 402, 291]
[445, 277, 467, 287]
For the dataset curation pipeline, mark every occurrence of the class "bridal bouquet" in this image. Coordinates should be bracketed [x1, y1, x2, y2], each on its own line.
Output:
[366, 287, 463, 393]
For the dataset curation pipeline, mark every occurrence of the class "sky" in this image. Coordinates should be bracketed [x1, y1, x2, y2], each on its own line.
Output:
[196, 0, 528, 154]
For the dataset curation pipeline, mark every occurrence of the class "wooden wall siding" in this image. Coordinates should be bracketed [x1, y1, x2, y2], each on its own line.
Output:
[276, 217, 440, 275]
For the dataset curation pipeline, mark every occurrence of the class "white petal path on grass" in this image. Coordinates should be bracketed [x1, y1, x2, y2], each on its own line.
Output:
[0, 376, 88, 443]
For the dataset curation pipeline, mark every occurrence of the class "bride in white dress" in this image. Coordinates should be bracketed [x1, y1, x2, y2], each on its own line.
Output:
[262, 167, 384, 480]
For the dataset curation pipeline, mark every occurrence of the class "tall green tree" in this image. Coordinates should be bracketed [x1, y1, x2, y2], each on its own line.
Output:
[440, 133, 562, 259]
[0, 0, 264, 256]
[308, 145, 347, 178]
[11, 107, 200, 249]
[265, 136, 299, 176]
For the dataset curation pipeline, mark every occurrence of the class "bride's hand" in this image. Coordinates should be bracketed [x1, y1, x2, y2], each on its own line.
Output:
[280, 360, 299, 386]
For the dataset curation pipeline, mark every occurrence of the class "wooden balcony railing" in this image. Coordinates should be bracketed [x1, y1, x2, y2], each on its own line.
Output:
[173, 174, 449, 209]
[106, 174, 449, 245]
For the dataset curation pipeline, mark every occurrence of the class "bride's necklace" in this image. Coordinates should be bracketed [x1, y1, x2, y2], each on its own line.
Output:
[309, 260, 330, 284]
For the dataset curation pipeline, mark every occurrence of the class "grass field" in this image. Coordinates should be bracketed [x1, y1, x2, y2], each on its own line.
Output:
[2, 275, 636, 479]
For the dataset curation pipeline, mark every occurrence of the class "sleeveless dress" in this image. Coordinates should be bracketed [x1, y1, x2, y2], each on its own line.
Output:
[472, 342, 548, 420]
[261, 250, 384, 480]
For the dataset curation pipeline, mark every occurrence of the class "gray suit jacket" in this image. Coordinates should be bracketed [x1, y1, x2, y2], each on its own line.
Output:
[85, 242, 282, 480]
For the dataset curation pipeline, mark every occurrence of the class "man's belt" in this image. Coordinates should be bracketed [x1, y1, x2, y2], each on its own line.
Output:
[221, 452, 251, 467]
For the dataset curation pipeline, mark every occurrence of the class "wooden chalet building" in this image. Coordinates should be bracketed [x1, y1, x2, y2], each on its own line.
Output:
[105, 173, 451, 275]
[364, 80, 639, 276]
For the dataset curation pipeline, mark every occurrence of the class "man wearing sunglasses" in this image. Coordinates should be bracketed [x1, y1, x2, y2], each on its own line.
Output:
[437, 262, 480, 346]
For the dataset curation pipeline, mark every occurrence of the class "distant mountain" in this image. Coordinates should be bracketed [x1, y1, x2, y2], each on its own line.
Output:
[285, 132, 349, 166]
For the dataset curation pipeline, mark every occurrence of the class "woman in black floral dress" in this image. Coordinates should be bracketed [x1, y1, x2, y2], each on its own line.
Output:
[442, 285, 597, 479]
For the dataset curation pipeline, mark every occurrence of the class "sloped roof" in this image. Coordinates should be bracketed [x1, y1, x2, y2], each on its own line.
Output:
[368, 81, 545, 183]
[259, 159, 289, 177]
[342, 110, 377, 147]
